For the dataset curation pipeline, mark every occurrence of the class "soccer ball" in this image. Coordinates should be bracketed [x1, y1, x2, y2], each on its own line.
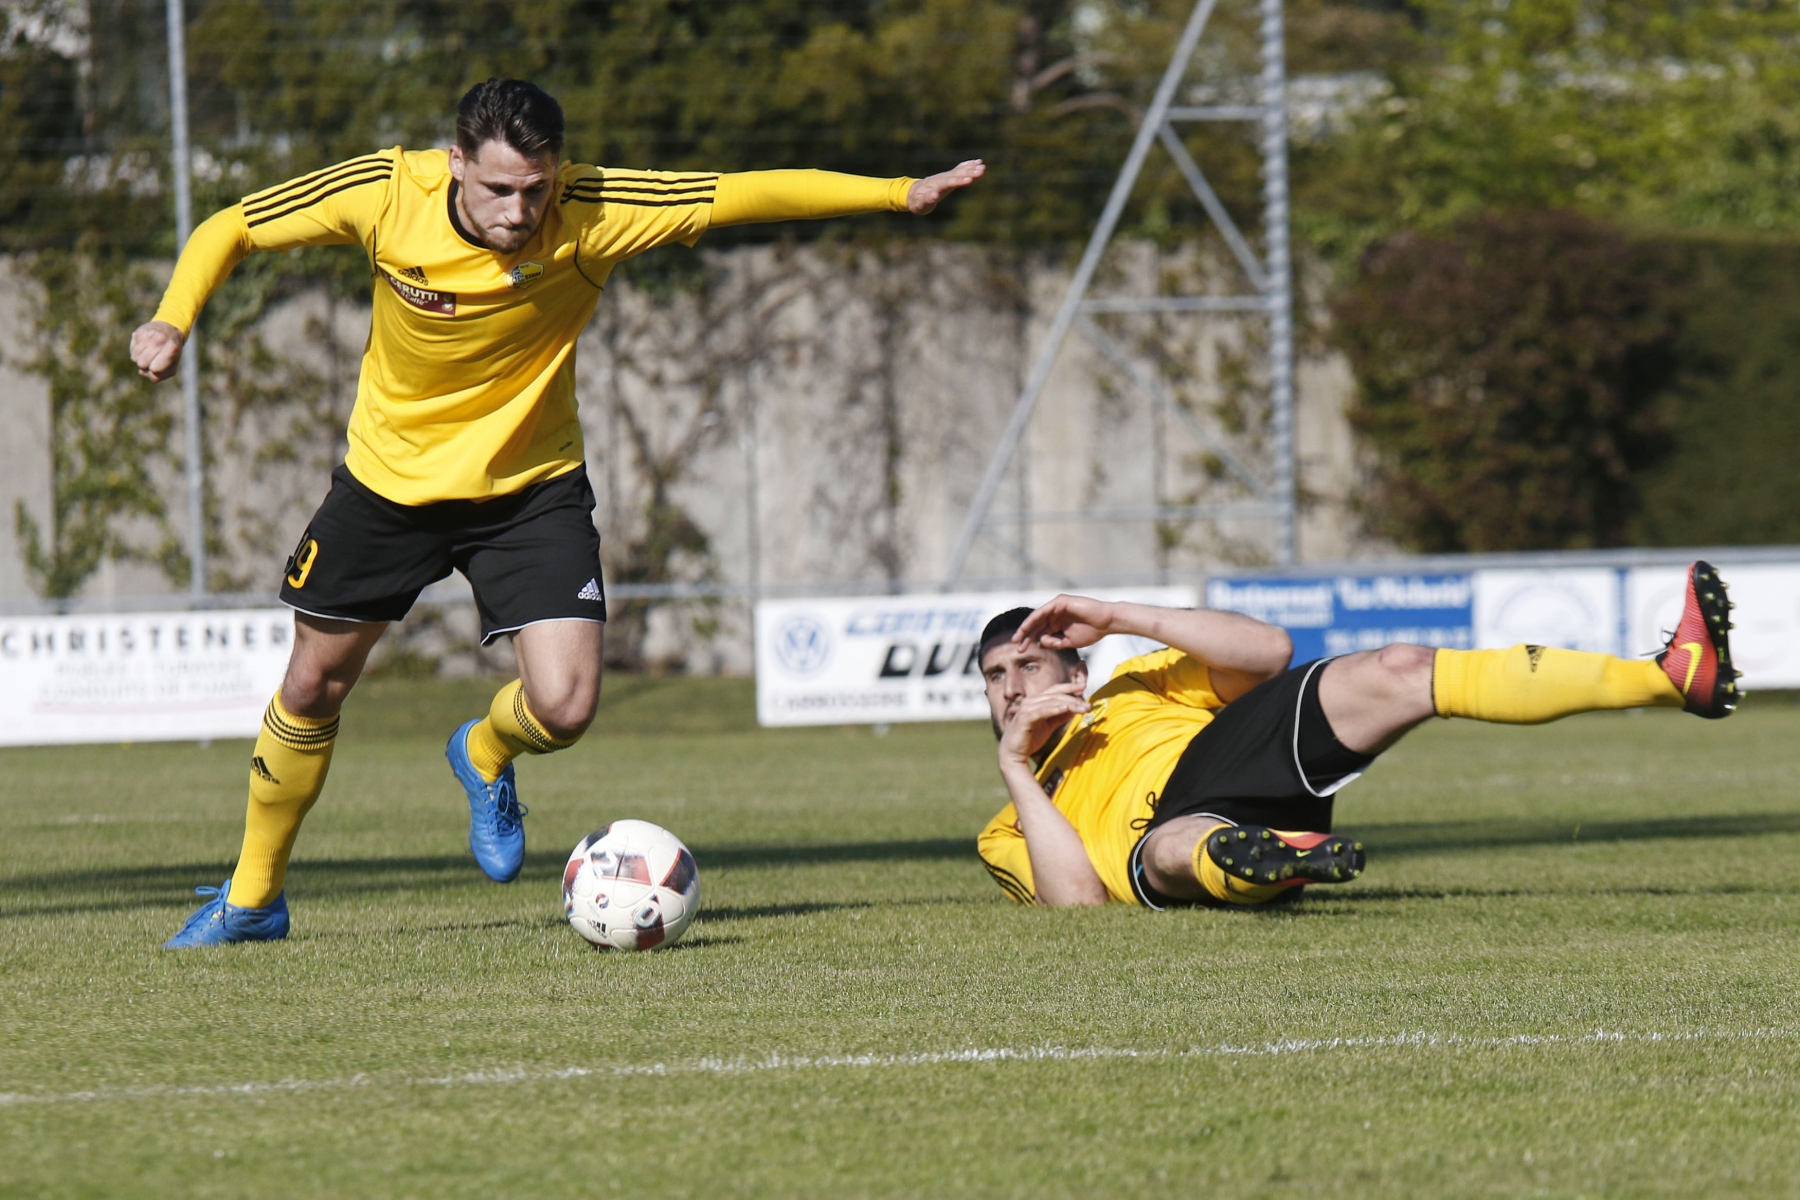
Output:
[561, 820, 700, 951]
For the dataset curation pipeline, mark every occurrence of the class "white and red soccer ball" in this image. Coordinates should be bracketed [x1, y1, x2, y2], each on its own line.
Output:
[562, 820, 700, 951]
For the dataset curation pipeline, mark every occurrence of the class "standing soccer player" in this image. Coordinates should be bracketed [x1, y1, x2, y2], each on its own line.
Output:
[132, 79, 984, 947]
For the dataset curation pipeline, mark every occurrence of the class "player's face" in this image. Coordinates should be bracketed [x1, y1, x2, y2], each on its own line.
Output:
[449, 140, 558, 255]
[981, 640, 1086, 738]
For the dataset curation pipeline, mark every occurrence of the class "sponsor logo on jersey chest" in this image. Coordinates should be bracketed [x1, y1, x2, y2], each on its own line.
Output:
[381, 270, 455, 315]
[508, 261, 544, 289]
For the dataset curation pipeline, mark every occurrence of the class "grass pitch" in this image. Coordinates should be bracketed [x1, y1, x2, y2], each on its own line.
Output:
[3, 675, 1799, 1198]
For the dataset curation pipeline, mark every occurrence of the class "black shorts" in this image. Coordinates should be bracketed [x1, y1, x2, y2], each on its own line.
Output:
[279, 464, 607, 645]
[1129, 659, 1375, 909]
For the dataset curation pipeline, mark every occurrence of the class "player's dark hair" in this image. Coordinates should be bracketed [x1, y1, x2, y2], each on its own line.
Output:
[978, 607, 1083, 671]
[456, 78, 565, 161]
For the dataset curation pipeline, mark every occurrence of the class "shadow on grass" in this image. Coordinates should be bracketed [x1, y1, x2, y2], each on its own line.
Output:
[15, 815, 1799, 920]
[2, 838, 977, 918]
[1341, 811, 1800, 859]
[308, 915, 746, 949]
[699, 900, 873, 921]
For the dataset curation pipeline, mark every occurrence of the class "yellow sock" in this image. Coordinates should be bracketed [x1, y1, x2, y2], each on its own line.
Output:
[227, 695, 338, 908]
[463, 679, 579, 783]
[1432, 645, 1681, 724]
[1193, 831, 1288, 906]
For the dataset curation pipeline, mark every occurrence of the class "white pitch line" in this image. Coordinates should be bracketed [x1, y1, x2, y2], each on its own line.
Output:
[2, 1028, 1793, 1108]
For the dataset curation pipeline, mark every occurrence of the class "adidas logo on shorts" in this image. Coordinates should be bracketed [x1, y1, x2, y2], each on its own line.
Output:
[577, 578, 603, 601]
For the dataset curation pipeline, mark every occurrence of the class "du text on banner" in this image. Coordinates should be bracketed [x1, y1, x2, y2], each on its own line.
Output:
[755, 588, 1198, 727]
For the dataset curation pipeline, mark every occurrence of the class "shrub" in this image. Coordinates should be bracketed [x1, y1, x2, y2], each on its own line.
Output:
[1331, 210, 1681, 552]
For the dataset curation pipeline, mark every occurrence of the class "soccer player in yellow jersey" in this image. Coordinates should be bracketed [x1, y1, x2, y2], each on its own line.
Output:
[977, 561, 1739, 909]
[132, 78, 985, 947]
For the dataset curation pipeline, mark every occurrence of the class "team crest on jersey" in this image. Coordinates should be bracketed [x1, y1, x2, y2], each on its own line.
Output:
[508, 261, 545, 289]
[382, 270, 456, 315]
[399, 265, 429, 284]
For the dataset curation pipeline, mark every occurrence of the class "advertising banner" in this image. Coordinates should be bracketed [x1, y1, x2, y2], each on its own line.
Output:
[754, 587, 1198, 727]
[1472, 569, 1619, 654]
[1627, 564, 1800, 688]
[1203, 574, 1474, 663]
[1211, 560, 1800, 688]
[0, 609, 294, 746]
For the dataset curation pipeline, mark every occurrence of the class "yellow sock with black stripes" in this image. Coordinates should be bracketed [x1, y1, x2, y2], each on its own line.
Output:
[1432, 645, 1681, 724]
[226, 695, 338, 909]
[463, 679, 579, 783]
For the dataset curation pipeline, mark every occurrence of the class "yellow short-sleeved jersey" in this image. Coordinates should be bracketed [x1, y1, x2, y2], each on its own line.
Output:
[153, 151, 914, 505]
[977, 648, 1226, 904]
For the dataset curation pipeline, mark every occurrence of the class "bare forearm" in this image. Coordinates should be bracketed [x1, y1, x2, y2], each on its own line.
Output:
[1107, 602, 1291, 678]
[1000, 761, 1108, 907]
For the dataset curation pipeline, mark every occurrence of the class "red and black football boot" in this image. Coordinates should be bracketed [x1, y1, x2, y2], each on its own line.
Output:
[1205, 826, 1366, 890]
[1655, 560, 1739, 719]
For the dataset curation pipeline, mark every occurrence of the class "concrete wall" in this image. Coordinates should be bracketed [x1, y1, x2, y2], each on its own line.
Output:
[0, 260, 53, 602]
[0, 242, 1386, 670]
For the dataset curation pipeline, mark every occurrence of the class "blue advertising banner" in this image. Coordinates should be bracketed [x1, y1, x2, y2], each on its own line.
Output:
[1204, 574, 1475, 664]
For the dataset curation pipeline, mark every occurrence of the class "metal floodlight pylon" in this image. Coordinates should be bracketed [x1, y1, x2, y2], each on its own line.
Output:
[940, 0, 1297, 588]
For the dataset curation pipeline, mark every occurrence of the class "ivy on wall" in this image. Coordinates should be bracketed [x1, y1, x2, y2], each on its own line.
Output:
[13, 250, 186, 597]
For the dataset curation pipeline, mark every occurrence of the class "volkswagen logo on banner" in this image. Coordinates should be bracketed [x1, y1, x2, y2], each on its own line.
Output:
[773, 612, 833, 676]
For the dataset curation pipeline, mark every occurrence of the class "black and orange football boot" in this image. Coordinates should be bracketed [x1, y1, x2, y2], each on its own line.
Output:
[1655, 561, 1740, 719]
[1201, 826, 1365, 904]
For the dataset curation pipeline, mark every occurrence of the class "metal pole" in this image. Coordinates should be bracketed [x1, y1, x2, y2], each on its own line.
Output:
[1258, 0, 1296, 566]
[166, 0, 205, 595]
[940, 0, 1223, 588]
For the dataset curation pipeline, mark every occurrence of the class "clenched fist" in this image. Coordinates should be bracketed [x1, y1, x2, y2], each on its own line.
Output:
[130, 320, 185, 383]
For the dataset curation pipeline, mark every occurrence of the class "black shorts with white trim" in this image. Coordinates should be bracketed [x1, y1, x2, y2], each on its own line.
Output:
[278, 464, 606, 645]
[1129, 658, 1374, 909]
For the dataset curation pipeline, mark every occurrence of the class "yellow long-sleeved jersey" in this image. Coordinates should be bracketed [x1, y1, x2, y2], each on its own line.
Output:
[977, 649, 1226, 904]
[153, 150, 916, 504]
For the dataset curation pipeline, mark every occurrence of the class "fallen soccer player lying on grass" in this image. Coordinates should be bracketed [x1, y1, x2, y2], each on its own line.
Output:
[975, 561, 1739, 909]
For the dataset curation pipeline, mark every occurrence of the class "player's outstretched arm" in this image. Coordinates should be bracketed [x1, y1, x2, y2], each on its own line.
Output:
[133, 152, 389, 382]
[708, 161, 984, 228]
[1016, 594, 1292, 703]
[129, 207, 254, 382]
[998, 679, 1109, 906]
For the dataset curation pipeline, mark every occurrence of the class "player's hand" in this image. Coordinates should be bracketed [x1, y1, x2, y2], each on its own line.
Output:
[998, 679, 1090, 766]
[1014, 594, 1117, 652]
[907, 160, 985, 215]
[130, 320, 185, 383]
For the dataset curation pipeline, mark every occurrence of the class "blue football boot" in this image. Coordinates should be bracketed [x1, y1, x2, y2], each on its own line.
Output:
[447, 719, 527, 882]
[162, 879, 289, 948]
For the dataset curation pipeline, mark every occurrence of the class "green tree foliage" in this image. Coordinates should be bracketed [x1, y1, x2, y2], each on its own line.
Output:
[1632, 237, 1800, 547]
[179, 0, 1136, 246]
[0, 17, 82, 250]
[8, 0, 1800, 594]
[1331, 210, 1681, 552]
[1299, 0, 1800, 552]
[170, 0, 1400, 246]
[1299, 0, 1800, 257]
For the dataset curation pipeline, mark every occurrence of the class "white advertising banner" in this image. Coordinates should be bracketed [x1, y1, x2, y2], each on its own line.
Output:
[754, 587, 1198, 727]
[1627, 564, 1800, 688]
[1473, 568, 1620, 654]
[1140, 557, 1800, 694]
[0, 609, 294, 746]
